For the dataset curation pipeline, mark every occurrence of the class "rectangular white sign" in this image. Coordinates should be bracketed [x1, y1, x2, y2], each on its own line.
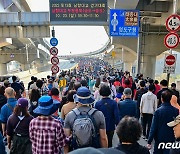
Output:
[163, 54, 177, 74]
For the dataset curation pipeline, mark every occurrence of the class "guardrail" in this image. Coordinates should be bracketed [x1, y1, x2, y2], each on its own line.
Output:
[21, 12, 49, 26]
[0, 12, 19, 26]
[0, 12, 50, 26]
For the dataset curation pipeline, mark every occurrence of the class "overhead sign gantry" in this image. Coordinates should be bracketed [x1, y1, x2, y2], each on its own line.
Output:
[49, 0, 107, 25]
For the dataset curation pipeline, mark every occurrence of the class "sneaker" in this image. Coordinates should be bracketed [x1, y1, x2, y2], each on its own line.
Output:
[145, 138, 148, 141]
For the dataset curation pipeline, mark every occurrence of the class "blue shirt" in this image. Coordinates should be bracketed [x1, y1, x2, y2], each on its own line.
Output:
[95, 98, 120, 131]
[48, 84, 53, 90]
[0, 132, 6, 154]
[0, 98, 17, 123]
[148, 102, 179, 144]
[118, 98, 137, 120]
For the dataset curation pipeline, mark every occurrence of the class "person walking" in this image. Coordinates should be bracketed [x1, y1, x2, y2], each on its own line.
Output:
[147, 90, 179, 154]
[115, 116, 150, 154]
[157, 79, 169, 107]
[171, 83, 179, 103]
[11, 76, 24, 99]
[28, 89, 41, 117]
[0, 85, 7, 110]
[167, 115, 180, 154]
[118, 88, 137, 121]
[140, 85, 157, 140]
[29, 96, 68, 154]
[0, 87, 17, 137]
[61, 90, 76, 120]
[154, 80, 161, 96]
[6, 98, 33, 154]
[64, 87, 108, 151]
[95, 84, 120, 147]
[134, 80, 147, 120]
[0, 132, 6, 154]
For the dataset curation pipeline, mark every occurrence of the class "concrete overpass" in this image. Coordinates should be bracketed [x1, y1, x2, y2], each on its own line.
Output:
[0, 0, 50, 75]
[106, 0, 180, 79]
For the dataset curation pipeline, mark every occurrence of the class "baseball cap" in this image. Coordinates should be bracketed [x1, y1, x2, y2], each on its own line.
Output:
[123, 88, 132, 95]
[167, 115, 180, 127]
[18, 98, 28, 108]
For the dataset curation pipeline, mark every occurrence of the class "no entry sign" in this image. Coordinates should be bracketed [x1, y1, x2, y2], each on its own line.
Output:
[166, 14, 180, 32]
[51, 56, 59, 65]
[165, 54, 176, 66]
[163, 54, 177, 74]
[51, 65, 60, 74]
[50, 47, 58, 56]
[164, 33, 179, 49]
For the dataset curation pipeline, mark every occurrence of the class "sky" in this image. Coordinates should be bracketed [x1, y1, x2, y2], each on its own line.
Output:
[27, 0, 109, 56]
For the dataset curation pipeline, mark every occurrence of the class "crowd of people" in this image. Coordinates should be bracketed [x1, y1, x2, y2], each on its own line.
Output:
[0, 58, 180, 154]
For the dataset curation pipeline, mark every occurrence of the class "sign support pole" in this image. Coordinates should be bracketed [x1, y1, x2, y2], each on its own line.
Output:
[167, 49, 173, 87]
[173, 0, 177, 14]
[122, 48, 124, 71]
[166, 0, 177, 86]
[113, 57, 114, 69]
[167, 73, 170, 87]
[137, 25, 142, 75]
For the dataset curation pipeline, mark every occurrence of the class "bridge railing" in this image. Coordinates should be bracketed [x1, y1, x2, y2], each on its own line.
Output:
[0, 12, 49, 26]
[21, 12, 49, 26]
[0, 12, 19, 26]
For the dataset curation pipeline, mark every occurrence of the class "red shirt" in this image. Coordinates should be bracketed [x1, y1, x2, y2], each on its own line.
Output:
[114, 81, 121, 87]
[154, 84, 161, 95]
[52, 95, 61, 116]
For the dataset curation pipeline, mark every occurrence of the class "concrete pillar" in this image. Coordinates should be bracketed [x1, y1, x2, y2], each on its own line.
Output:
[124, 62, 133, 72]
[142, 55, 156, 79]
[0, 63, 7, 75]
[21, 64, 29, 71]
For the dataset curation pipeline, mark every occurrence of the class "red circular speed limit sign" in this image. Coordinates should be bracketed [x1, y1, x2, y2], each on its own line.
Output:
[51, 56, 59, 65]
[166, 14, 180, 32]
[51, 65, 60, 74]
[165, 54, 176, 66]
[50, 47, 58, 56]
[164, 33, 179, 49]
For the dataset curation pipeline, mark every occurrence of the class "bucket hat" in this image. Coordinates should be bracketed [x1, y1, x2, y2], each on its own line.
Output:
[33, 96, 60, 116]
[167, 115, 180, 127]
[74, 86, 95, 104]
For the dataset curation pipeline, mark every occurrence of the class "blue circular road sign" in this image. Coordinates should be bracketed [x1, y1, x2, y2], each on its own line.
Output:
[50, 38, 58, 46]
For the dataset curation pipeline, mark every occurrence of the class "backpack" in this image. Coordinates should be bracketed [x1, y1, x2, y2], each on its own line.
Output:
[71, 108, 100, 150]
